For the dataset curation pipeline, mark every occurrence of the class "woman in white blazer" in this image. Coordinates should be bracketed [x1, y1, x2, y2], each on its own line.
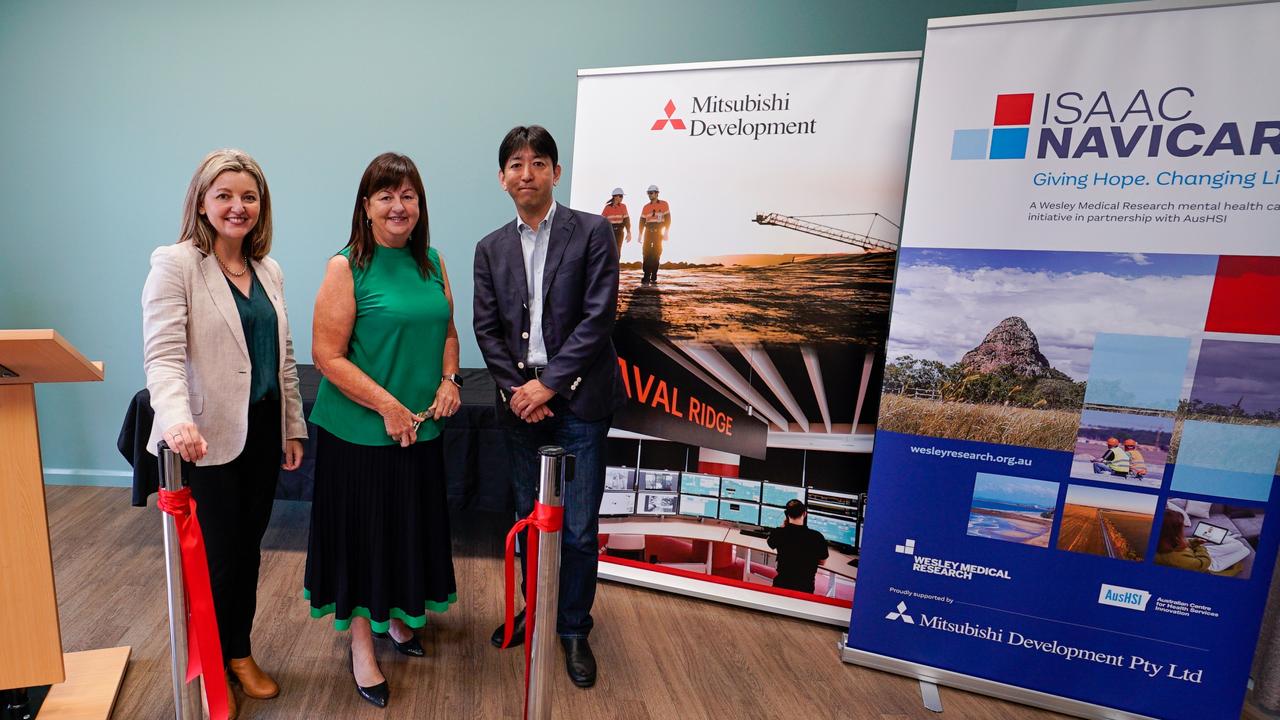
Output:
[142, 148, 307, 719]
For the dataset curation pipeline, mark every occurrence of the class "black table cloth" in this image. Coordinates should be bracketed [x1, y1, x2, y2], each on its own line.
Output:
[120, 366, 515, 513]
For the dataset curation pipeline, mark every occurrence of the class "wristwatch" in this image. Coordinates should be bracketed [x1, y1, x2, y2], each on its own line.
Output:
[443, 373, 463, 388]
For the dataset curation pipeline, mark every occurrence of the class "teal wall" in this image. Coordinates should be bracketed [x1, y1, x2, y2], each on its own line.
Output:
[1, 0, 1040, 486]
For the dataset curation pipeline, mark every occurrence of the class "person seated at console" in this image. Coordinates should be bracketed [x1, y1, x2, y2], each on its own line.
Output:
[767, 500, 829, 593]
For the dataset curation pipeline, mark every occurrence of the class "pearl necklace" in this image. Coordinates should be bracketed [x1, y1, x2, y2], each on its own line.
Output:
[217, 251, 250, 277]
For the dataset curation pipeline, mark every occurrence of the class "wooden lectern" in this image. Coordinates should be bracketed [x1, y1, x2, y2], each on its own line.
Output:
[0, 330, 129, 719]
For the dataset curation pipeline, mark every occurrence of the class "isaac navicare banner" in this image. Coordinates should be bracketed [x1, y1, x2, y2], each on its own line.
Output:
[845, 3, 1280, 720]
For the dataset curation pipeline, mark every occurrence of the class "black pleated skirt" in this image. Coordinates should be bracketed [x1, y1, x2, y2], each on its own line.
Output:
[304, 427, 457, 632]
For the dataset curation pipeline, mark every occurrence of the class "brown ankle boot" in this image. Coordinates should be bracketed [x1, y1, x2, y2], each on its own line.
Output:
[228, 656, 279, 699]
[227, 680, 238, 720]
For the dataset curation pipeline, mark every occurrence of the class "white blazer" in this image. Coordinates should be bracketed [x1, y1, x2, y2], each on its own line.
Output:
[142, 242, 307, 466]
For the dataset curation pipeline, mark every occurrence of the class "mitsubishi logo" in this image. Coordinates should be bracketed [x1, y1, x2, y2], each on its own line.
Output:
[651, 100, 686, 131]
[886, 602, 914, 624]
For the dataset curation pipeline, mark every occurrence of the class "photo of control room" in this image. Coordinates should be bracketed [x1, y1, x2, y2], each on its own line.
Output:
[598, 438, 867, 603]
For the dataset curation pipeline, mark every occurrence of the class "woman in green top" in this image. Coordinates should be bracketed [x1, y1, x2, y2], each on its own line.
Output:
[305, 153, 461, 709]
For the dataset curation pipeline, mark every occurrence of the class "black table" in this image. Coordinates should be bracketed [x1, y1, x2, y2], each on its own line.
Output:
[122, 366, 516, 513]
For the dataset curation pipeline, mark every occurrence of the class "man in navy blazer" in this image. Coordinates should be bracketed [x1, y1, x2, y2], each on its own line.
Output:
[473, 125, 623, 688]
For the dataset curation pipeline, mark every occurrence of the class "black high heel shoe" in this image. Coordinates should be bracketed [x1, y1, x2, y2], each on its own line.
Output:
[349, 648, 389, 708]
[372, 629, 426, 657]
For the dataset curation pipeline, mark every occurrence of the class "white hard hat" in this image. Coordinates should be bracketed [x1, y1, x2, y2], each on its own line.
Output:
[611, 187, 624, 196]
[647, 184, 659, 192]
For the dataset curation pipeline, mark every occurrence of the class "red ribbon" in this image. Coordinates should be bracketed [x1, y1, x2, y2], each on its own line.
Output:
[502, 501, 565, 715]
[158, 487, 229, 720]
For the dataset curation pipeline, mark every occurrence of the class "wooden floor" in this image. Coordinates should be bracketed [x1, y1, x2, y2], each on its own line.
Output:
[46, 486, 1069, 720]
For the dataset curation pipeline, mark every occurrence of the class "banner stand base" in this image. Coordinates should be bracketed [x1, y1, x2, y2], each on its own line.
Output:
[839, 642, 1156, 720]
[599, 560, 850, 625]
[920, 680, 943, 713]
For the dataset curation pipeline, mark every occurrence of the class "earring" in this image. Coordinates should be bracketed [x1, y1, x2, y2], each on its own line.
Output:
[366, 217, 372, 226]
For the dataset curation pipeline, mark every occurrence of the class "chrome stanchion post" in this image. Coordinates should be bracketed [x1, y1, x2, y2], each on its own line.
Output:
[527, 445, 571, 720]
[158, 442, 202, 720]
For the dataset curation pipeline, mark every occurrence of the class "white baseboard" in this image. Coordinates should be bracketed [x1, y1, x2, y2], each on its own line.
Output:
[44, 468, 132, 488]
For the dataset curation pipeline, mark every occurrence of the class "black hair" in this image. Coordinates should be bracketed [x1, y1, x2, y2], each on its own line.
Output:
[784, 499, 807, 520]
[499, 125, 559, 169]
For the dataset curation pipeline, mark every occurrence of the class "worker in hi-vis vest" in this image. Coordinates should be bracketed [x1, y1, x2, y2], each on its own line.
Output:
[1092, 437, 1131, 476]
[638, 184, 671, 285]
[601, 187, 630, 259]
[1123, 438, 1147, 478]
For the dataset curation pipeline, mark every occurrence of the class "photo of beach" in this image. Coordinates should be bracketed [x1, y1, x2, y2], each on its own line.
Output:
[966, 472, 1059, 547]
[1069, 409, 1172, 489]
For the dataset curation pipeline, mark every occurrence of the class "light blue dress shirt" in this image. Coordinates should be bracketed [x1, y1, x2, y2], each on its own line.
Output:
[516, 201, 556, 367]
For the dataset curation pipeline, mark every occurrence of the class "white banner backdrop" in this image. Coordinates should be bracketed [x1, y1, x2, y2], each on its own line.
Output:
[904, 1, 1280, 255]
[569, 53, 919, 623]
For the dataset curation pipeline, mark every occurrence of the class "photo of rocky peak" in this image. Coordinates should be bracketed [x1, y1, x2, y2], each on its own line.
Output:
[959, 316, 1069, 380]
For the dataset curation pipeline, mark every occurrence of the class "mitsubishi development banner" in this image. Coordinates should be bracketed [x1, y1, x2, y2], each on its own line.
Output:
[846, 3, 1280, 719]
[570, 54, 917, 616]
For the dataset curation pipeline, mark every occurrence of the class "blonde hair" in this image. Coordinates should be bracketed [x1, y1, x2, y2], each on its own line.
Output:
[178, 148, 273, 260]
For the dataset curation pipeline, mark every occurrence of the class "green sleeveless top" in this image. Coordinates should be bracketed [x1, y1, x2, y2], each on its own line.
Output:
[310, 244, 449, 446]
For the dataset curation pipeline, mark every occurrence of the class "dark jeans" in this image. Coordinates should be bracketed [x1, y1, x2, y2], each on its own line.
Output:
[612, 226, 625, 257]
[185, 397, 281, 660]
[642, 234, 663, 282]
[507, 407, 610, 638]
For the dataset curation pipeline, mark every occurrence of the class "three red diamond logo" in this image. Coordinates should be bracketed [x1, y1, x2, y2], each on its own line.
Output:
[651, 100, 686, 131]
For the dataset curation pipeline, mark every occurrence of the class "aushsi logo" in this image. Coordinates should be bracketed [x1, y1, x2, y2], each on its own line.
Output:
[652, 100, 686, 131]
[952, 93, 1034, 160]
[1098, 583, 1152, 611]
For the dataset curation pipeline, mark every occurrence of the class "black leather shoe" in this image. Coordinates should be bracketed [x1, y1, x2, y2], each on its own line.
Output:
[349, 649, 389, 709]
[373, 630, 426, 657]
[490, 611, 525, 648]
[560, 637, 597, 688]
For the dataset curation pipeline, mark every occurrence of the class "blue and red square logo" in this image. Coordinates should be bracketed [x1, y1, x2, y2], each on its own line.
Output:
[952, 93, 1034, 160]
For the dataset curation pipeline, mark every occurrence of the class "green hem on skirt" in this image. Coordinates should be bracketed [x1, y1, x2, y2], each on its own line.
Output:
[303, 587, 458, 633]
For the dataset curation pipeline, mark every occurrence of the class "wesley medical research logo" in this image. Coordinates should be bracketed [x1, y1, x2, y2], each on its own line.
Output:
[952, 92, 1034, 160]
[651, 99, 686, 131]
[886, 602, 915, 624]
[894, 537, 1012, 581]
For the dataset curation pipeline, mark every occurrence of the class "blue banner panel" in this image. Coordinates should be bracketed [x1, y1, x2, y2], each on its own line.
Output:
[848, 2, 1280, 717]
[850, 430, 1279, 719]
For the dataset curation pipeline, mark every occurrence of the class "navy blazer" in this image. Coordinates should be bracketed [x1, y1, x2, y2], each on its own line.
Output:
[473, 202, 625, 422]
